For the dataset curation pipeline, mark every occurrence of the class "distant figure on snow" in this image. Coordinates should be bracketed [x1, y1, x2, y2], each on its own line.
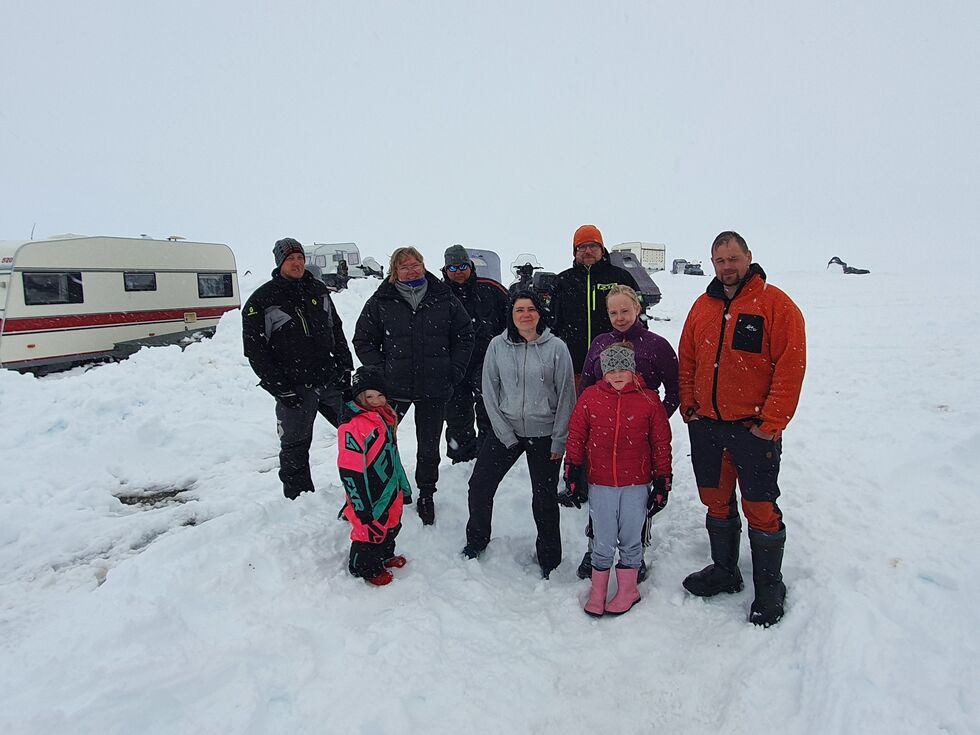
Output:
[827, 256, 870, 274]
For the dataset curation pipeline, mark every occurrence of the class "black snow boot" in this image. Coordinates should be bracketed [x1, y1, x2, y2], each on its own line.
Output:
[682, 515, 745, 597]
[576, 550, 593, 579]
[416, 489, 435, 526]
[748, 526, 787, 628]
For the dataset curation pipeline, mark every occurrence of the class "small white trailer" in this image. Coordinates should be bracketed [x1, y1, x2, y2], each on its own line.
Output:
[612, 242, 666, 272]
[0, 234, 240, 371]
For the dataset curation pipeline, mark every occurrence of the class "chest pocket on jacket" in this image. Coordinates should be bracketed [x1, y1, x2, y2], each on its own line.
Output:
[732, 313, 764, 354]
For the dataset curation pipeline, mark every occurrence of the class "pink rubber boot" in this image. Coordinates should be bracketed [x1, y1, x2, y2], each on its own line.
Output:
[584, 568, 611, 617]
[606, 567, 641, 615]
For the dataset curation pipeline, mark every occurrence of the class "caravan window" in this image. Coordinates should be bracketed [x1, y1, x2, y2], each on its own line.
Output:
[23, 272, 84, 306]
[197, 272, 234, 298]
[124, 272, 157, 292]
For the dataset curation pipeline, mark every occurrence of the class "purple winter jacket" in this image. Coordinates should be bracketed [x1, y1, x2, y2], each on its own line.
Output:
[578, 320, 680, 418]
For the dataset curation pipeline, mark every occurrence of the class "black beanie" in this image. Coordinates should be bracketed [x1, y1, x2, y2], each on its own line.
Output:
[444, 244, 472, 268]
[351, 367, 387, 401]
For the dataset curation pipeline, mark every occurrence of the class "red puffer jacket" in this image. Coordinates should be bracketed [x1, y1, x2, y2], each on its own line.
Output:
[566, 376, 672, 487]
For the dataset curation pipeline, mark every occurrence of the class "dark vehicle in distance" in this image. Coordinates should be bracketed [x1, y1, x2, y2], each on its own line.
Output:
[608, 251, 662, 306]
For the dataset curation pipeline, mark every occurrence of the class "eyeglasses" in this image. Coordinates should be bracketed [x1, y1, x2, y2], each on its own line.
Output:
[396, 261, 424, 273]
[446, 264, 471, 273]
[574, 243, 602, 253]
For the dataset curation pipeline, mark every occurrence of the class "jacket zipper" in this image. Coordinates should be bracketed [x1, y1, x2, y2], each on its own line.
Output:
[295, 307, 310, 336]
[520, 344, 529, 437]
[711, 299, 732, 418]
[612, 390, 622, 485]
[586, 268, 593, 347]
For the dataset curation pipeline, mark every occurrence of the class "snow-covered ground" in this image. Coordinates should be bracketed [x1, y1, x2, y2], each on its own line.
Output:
[1, 267, 977, 735]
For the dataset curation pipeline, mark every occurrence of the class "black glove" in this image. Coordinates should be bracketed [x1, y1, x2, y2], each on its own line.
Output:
[647, 474, 672, 517]
[336, 370, 353, 401]
[557, 464, 586, 508]
[276, 390, 304, 409]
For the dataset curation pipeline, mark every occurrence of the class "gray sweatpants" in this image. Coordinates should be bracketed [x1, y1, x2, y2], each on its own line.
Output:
[588, 483, 648, 571]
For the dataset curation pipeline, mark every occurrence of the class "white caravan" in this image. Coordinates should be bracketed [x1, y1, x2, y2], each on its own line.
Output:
[612, 242, 666, 272]
[0, 235, 240, 371]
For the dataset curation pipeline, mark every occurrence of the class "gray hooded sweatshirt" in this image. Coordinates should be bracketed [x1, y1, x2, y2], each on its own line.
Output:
[481, 327, 576, 455]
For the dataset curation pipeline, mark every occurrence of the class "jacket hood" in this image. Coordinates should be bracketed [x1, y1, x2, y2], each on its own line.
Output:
[706, 262, 767, 300]
[503, 326, 556, 347]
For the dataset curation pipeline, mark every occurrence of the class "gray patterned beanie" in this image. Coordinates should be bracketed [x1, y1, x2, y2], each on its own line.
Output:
[600, 343, 637, 375]
[273, 237, 305, 267]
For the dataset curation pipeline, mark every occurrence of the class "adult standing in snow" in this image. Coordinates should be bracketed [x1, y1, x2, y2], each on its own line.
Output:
[242, 237, 354, 500]
[441, 244, 509, 464]
[352, 247, 475, 526]
[462, 290, 576, 579]
[574, 284, 680, 581]
[678, 231, 806, 627]
[549, 224, 640, 376]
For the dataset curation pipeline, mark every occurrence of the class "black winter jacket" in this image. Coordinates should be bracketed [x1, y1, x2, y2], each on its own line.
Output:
[442, 270, 509, 372]
[242, 269, 353, 396]
[353, 273, 475, 401]
[549, 253, 640, 371]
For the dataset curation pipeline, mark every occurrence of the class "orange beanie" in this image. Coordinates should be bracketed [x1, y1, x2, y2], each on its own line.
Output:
[573, 224, 603, 250]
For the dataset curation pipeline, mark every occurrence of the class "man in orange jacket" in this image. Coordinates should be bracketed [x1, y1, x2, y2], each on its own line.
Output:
[678, 231, 806, 627]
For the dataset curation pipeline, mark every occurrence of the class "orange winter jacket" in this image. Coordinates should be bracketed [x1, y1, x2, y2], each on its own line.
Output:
[678, 264, 806, 437]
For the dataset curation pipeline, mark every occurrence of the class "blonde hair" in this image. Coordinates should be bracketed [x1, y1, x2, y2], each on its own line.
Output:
[388, 247, 425, 283]
[606, 284, 642, 311]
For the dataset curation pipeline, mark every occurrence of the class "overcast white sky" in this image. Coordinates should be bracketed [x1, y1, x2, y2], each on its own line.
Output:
[2, 1, 977, 276]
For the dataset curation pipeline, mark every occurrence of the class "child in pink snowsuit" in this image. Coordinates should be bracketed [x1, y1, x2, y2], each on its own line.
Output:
[338, 367, 412, 586]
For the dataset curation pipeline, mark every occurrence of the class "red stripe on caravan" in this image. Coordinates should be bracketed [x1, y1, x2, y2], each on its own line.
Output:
[2, 306, 236, 334]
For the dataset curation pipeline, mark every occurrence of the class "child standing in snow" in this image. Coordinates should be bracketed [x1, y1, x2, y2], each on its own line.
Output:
[559, 343, 672, 616]
[337, 367, 412, 586]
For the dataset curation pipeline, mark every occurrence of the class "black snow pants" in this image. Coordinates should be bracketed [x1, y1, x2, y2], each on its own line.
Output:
[390, 398, 447, 497]
[465, 434, 562, 572]
[276, 383, 345, 499]
[445, 367, 491, 461]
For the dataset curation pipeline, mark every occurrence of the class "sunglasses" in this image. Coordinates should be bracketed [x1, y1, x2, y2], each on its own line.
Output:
[447, 264, 471, 272]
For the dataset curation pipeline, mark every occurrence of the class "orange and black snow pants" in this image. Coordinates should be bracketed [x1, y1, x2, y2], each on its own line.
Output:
[688, 418, 783, 533]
